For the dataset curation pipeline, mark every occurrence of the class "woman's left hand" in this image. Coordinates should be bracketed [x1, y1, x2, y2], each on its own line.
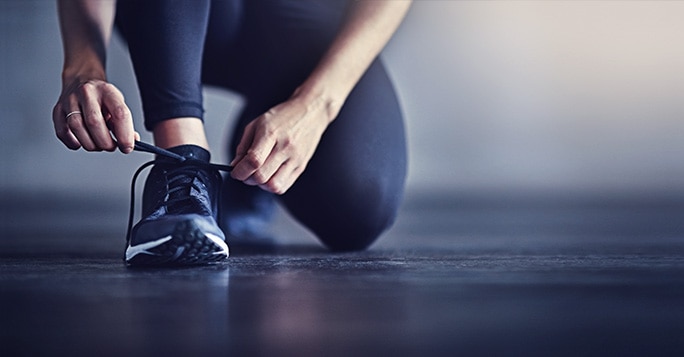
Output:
[230, 92, 335, 195]
[230, 0, 411, 195]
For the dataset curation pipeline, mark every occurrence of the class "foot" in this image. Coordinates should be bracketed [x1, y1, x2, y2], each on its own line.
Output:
[125, 145, 229, 266]
[220, 175, 277, 247]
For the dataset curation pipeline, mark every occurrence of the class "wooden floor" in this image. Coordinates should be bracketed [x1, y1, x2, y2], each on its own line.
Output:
[2, 193, 684, 356]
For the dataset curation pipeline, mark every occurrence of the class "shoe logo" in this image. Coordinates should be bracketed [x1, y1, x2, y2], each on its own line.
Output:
[125, 235, 173, 261]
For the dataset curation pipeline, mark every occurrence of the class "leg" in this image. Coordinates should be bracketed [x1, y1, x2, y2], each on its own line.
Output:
[222, 0, 407, 251]
[115, 0, 229, 265]
[153, 118, 209, 150]
[115, 0, 211, 147]
[282, 61, 407, 251]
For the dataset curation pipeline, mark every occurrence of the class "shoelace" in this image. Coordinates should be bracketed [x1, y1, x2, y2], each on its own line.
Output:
[125, 141, 233, 245]
[163, 164, 212, 213]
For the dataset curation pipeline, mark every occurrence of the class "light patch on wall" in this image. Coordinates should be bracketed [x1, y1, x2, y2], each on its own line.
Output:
[384, 1, 684, 194]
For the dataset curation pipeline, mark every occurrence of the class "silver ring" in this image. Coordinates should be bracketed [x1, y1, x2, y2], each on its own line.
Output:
[65, 111, 82, 120]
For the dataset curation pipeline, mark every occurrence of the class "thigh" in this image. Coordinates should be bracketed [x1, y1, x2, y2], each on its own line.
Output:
[210, 0, 351, 103]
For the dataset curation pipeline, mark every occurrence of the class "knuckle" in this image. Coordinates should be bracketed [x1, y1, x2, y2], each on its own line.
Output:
[79, 81, 94, 94]
[104, 85, 126, 102]
[264, 108, 278, 119]
[260, 128, 277, 142]
[84, 111, 102, 127]
[243, 152, 264, 169]
[263, 176, 288, 195]
[103, 81, 120, 93]
[251, 171, 269, 185]
[279, 136, 293, 149]
[270, 182, 287, 195]
[109, 105, 130, 121]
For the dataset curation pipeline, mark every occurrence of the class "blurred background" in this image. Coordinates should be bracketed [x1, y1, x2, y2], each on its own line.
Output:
[1, 0, 683, 206]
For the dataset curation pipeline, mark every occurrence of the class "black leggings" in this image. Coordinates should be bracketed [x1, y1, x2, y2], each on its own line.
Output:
[115, 0, 407, 251]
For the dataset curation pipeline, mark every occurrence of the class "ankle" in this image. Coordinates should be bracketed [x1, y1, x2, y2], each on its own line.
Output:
[153, 117, 210, 150]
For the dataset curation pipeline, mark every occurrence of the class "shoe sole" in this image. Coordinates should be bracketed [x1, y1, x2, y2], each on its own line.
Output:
[125, 219, 229, 266]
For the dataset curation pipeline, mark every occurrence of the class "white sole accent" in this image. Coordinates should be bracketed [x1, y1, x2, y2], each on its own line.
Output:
[207, 233, 230, 256]
[125, 235, 173, 261]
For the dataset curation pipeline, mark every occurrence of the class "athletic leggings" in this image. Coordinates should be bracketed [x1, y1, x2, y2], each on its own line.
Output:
[115, 0, 407, 251]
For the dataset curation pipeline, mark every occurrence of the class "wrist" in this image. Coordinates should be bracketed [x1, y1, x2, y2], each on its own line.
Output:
[61, 57, 107, 90]
[292, 81, 345, 124]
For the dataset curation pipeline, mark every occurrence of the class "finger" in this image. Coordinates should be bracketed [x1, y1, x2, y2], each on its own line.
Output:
[52, 102, 81, 150]
[231, 122, 277, 181]
[101, 84, 135, 153]
[259, 162, 304, 195]
[232, 137, 276, 181]
[245, 143, 290, 186]
[67, 111, 98, 151]
[78, 82, 116, 151]
[63, 95, 99, 151]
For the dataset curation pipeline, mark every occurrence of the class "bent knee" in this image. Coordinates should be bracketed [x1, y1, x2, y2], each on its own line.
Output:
[284, 169, 406, 252]
[313, 203, 400, 252]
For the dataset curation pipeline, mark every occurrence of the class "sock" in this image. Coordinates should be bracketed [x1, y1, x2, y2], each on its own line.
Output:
[164, 145, 211, 163]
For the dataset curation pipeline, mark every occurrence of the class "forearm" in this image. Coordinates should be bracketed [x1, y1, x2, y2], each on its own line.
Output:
[295, 0, 412, 122]
[57, 0, 116, 86]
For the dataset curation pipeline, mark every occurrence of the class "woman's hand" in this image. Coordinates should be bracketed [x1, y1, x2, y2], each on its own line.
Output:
[53, 0, 138, 153]
[230, 0, 411, 195]
[230, 91, 336, 195]
[53, 78, 138, 153]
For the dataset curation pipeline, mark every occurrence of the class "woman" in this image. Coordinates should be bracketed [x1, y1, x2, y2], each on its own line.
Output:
[53, 0, 411, 266]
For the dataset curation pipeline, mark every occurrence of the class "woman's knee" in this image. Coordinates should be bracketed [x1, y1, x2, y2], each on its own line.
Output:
[314, 203, 400, 252]
[285, 173, 405, 252]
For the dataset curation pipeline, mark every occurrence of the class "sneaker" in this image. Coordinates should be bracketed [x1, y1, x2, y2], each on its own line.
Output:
[220, 175, 276, 248]
[125, 145, 229, 266]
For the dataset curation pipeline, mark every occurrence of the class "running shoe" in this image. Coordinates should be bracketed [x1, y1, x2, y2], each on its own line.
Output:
[125, 144, 229, 266]
[220, 174, 277, 248]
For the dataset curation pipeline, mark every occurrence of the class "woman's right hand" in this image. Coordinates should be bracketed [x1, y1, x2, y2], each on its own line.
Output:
[52, 78, 138, 153]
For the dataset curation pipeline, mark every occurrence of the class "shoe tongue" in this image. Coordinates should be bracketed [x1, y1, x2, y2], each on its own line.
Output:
[162, 145, 211, 163]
